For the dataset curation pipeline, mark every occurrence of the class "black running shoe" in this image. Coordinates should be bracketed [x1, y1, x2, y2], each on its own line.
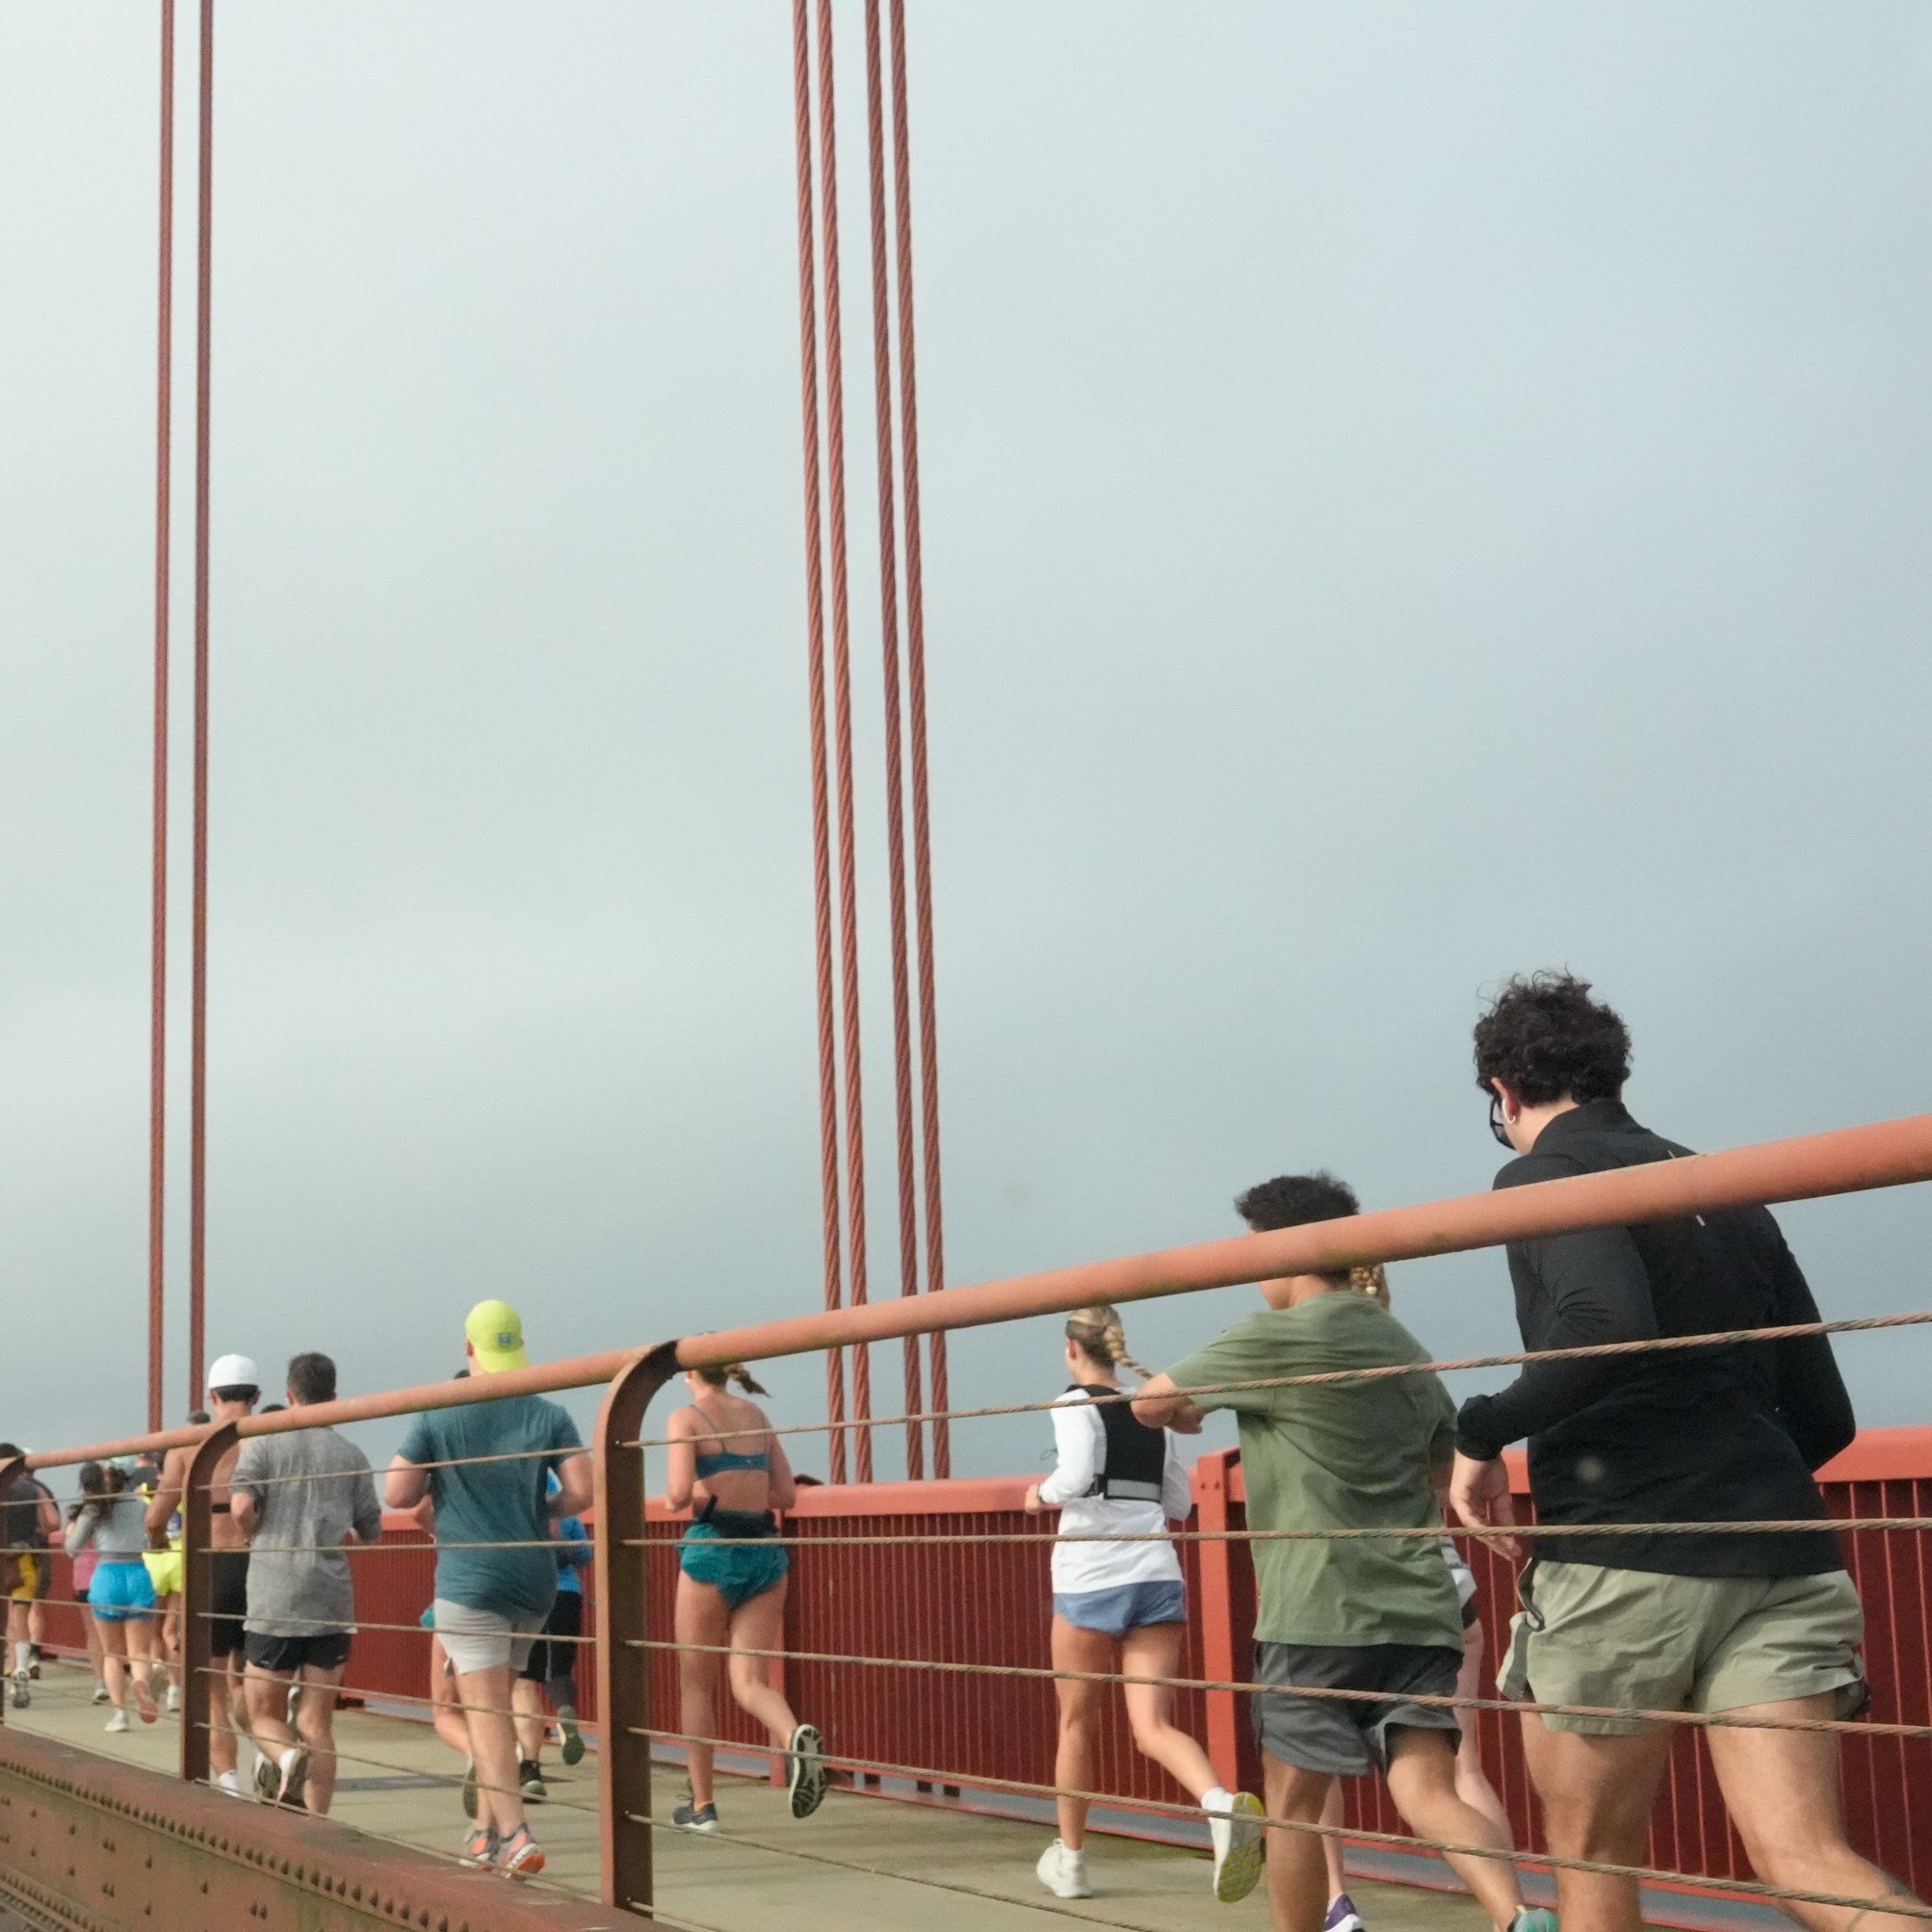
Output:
[672, 1799, 718, 1833]
[519, 1760, 547, 1801]
[787, 1724, 826, 1819]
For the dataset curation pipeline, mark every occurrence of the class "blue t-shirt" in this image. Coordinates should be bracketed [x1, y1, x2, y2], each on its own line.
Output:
[398, 1392, 584, 1618]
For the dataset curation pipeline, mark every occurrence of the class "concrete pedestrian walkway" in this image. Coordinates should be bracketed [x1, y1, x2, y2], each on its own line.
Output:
[6, 1660, 1504, 1930]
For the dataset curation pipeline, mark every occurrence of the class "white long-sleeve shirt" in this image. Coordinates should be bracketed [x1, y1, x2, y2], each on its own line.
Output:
[1036, 1389, 1192, 1595]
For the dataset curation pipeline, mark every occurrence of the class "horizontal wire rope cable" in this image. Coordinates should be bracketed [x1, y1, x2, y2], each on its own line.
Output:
[617, 1517, 1932, 1546]
[202, 1670, 590, 1729]
[20, 1305, 1929, 1476]
[188, 1443, 585, 1487]
[627, 1636, 1928, 1740]
[624, 1307, 1932, 1448]
[181, 1612, 592, 1643]
[625, 1721, 1932, 1923]
[196, 1537, 585, 1554]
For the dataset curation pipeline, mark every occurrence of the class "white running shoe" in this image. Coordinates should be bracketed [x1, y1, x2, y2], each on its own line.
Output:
[1036, 1840, 1094, 1899]
[165, 1683, 181, 1714]
[104, 1710, 131, 1735]
[9, 1667, 29, 1710]
[1209, 1791, 1266, 1903]
[215, 1770, 245, 1798]
[91, 1682, 111, 1706]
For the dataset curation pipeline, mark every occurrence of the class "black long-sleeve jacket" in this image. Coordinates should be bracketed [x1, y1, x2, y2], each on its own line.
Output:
[1454, 1099, 1855, 1576]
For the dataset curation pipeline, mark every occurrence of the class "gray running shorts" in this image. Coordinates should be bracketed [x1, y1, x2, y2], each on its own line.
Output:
[1251, 1639, 1462, 1775]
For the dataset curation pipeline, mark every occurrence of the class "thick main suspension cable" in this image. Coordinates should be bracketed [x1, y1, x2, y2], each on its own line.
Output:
[789, 0, 851, 1487]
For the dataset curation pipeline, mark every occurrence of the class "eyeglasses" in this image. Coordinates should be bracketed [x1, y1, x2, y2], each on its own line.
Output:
[1488, 1093, 1515, 1150]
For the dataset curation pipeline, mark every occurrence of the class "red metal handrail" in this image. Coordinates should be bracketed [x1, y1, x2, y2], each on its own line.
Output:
[23, 1109, 1932, 1475]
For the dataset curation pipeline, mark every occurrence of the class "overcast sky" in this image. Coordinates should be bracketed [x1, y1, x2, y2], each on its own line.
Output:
[3, 3, 1929, 1481]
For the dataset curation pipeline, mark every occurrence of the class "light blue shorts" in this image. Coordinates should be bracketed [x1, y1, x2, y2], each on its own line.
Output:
[1053, 1579, 1186, 1638]
[89, 1559, 157, 1623]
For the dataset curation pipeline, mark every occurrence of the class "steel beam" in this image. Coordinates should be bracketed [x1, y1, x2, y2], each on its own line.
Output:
[0, 1726, 624, 1932]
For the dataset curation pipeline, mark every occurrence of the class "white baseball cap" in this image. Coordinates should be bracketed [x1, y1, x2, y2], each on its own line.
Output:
[206, 1354, 261, 1394]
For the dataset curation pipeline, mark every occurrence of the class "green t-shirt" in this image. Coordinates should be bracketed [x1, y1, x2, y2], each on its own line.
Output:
[1166, 1292, 1461, 1650]
[398, 1392, 584, 1618]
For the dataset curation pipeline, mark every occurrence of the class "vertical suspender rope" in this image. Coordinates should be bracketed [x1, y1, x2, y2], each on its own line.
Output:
[186, 0, 214, 1413]
[814, 0, 876, 1485]
[862, 0, 925, 1481]
[147, 0, 176, 1437]
[889, 0, 952, 1476]
[790, 0, 850, 1486]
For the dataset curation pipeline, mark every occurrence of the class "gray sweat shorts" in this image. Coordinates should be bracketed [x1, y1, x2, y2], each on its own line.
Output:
[1251, 1640, 1463, 1775]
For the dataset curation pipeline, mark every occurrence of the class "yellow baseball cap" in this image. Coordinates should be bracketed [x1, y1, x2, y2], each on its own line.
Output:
[464, 1299, 529, 1374]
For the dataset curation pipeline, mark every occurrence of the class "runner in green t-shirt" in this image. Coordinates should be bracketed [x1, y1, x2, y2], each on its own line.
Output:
[1135, 1172, 1550, 1932]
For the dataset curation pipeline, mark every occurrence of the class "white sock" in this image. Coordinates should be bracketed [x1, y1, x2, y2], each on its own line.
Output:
[13, 1642, 30, 1672]
[1201, 1786, 1234, 1814]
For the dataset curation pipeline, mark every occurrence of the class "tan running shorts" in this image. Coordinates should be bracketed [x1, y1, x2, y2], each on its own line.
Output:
[1500, 1560, 1867, 1736]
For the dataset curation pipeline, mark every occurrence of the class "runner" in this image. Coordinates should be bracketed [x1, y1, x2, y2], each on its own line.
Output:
[512, 1472, 589, 1800]
[231, 1352, 382, 1815]
[406, 1370, 483, 1820]
[64, 1462, 160, 1732]
[664, 1361, 825, 1834]
[142, 1421, 201, 1716]
[1023, 1305, 1263, 1904]
[16, 1462, 57, 1683]
[74, 1533, 109, 1704]
[2, 1448, 59, 1710]
[386, 1300, 590, 1877]
[1330, 1265, 1535, 1932]
[1134, 1172, 1553, 1932]
[148, 1358, 263, 1794]
[1451, 971, 1927, 1932]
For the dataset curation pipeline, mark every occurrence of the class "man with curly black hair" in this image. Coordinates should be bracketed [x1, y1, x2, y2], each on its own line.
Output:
[1450, 972, 1922, 1932]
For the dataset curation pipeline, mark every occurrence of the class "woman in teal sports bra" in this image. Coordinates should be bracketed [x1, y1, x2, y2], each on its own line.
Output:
[665, 1363, 825, 1833]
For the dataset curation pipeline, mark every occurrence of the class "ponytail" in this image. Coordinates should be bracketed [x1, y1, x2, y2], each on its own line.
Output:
[1064, 1304, 1152, 1383]
[694, 1361, 770, 1398]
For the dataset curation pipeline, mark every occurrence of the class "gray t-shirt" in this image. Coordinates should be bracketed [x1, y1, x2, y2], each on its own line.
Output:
[233, 1425, 383, 1636]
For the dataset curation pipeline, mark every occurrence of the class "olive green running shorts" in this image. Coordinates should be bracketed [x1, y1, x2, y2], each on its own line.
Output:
[1500, 1560, 1866, 1736]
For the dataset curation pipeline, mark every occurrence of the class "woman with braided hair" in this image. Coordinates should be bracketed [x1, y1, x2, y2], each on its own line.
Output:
[664, 1361, 825, 1834]
[1025, 1305, 1264, 1905]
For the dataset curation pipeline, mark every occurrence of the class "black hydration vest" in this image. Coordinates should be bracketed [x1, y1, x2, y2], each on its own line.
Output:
[1069, 1384, 1166, 1503]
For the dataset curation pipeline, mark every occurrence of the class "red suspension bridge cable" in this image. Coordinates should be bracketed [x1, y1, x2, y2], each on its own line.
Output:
[146, 0, 176, 1438]
[888, 0, 951, 1475]
[790, 0, 850, 1485]
[813, 0, 877, 1484]
[862, 0, 925, 1481]
[185, 0, 214, 1416]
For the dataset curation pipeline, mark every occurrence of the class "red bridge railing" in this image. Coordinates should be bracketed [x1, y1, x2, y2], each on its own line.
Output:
[4, 1110, 1930, 1926]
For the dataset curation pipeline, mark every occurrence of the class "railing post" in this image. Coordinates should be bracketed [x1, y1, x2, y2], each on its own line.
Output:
[1191, 1448, 1242, 1791]
[594, 1342, 681, 1916]
[179, 1420, 235, 1785]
